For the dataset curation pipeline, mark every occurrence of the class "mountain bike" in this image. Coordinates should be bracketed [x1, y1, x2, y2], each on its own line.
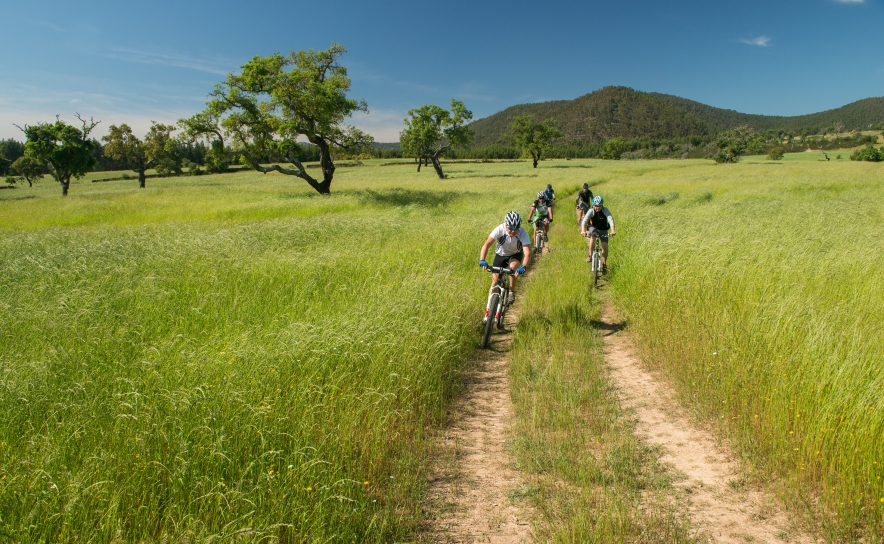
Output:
[530, 217, 549, 254]
[585, 231, 613, 287]
[481, 266, 516, 348]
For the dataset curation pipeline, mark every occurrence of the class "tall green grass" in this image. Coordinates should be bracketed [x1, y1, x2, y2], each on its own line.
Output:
[509, 212, 696, 542]
[607, 160, 884, 540]
[0, 164, 579, 542]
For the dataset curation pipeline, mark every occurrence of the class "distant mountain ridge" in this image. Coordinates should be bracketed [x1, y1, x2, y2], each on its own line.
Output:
[467, 86, 884, 146]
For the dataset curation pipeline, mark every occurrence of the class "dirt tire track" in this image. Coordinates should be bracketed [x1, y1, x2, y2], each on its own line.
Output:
[421, 287, 533, 543]
[600, 300, 817, 544]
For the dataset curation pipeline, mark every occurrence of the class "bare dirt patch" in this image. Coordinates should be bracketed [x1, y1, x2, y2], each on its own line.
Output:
[421, 300, 533, 543]
[600, 300, 817, 544]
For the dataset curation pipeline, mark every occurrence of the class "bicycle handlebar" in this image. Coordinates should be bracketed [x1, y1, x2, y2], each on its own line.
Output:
[484, 266, 517, 276]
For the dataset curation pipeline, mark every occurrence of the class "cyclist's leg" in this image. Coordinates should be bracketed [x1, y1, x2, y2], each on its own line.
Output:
[601, 238, 609, 265]
[507, 255, 521, 292]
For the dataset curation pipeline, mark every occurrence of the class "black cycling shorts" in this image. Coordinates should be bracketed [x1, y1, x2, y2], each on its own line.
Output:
[493, 252, 523, 268]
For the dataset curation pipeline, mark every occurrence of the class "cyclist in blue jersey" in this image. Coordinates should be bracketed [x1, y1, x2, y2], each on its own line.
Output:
[542, 184, 556, 207]
[580, 195, 616, 273]
[479, 211, 531, 307]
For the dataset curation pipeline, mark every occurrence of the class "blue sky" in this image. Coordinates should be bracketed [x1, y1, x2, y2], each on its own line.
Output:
[1, 0, 882, 142]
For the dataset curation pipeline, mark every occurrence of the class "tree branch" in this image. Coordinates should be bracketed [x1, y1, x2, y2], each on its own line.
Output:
[75, 113, 101, 139]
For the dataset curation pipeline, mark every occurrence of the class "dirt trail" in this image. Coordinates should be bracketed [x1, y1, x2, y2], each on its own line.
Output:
[422, 300, 533, 543]
[600, 300, 817, 544]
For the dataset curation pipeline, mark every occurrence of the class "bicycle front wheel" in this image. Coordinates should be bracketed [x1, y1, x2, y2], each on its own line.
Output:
[592, 252, 600, 287]
[482, 293, 500, 348]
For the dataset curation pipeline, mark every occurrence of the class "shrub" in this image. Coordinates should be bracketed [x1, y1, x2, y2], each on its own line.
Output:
[767, 147, 785, 160]
[850, 145, 882, 162]
[182, 158, 203, 176]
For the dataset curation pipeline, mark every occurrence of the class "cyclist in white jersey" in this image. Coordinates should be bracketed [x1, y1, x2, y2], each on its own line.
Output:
[580, 195, 616, 273]
[479, 211, 531, 306]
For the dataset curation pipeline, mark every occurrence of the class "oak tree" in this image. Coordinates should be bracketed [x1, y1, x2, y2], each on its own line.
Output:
[102, 122, 177, 188]
[502, 115, 562, 168]
[10, 156, 45, 186]
[399, 99, 472, 179]
[180, 43, 372, 194]
[18, 115, 99, 196]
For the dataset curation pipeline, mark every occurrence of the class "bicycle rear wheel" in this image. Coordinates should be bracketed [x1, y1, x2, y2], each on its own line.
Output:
[482, 293, 500, 348]
[534, 228, 543, 254]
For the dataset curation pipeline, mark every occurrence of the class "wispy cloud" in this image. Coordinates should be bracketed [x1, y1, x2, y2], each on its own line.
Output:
[104, 48, 236, 75]
[348, 109, 406, 142]
[740, 36, 771, 47]
[0, 82, 203, 140]
[832, 0, 864, 4]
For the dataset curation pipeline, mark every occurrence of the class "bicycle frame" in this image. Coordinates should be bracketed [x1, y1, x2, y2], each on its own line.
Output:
[482, 266, 516, 347]
[586, 232, 607, 287]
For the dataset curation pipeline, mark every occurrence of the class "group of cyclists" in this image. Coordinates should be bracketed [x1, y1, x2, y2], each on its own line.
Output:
[479, 183, 615, 323]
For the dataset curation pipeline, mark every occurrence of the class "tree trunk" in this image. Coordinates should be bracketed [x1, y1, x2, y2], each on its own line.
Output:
[314, 140, 334, 194]
[138, 168, 146, 188]
[417, 158, 422, 172]
[533, 157, 538, 168]
[430, 154, 444, 179]
[533, 151, 540, 168]
[60, 176, 70, 196]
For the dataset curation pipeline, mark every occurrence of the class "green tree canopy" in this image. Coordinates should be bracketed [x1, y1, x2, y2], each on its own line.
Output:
[399, 99, 473, 179]
[601, 137, 631, 160]
[18, 115, 99, 196]
[10, 156, 44, 187]
[850, 145, 882, 162]
[179, 43, 372, 194]
[102, 122, 177, 188]
[501, 115, 562, 167]
[715, 125, 756, 163]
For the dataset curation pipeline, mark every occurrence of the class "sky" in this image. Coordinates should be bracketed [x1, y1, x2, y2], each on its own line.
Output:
[1, 0, 882, 142]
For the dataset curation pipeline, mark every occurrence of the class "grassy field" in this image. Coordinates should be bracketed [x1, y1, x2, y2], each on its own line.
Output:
[2, 153, 883, 541]
[0, 162, 581, 542]
[604, 156, 884, 540]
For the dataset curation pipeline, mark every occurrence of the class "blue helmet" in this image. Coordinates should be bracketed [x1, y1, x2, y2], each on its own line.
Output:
[592, 196, 603, 206]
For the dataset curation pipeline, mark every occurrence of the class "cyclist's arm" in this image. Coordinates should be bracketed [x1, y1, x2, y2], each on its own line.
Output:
[527, 206, 537, 219]
[522, 245, 531, 269]
[479, 236, 495, 262]
[548, 206, 553, 222]
[604, 209, 615, 235]
[580, 210, 590, 235]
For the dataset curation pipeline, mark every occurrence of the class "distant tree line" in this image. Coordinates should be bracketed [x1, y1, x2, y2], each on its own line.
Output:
[5, 53, 883, 195]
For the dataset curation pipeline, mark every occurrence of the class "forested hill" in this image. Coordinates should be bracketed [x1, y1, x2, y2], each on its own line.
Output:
[468, 86, 884, 146]
[651, 93, 884, 132]
[468, 87, 710, 146]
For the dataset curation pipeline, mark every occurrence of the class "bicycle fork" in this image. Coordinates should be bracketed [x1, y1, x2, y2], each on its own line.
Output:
[485, 287, 504, 321]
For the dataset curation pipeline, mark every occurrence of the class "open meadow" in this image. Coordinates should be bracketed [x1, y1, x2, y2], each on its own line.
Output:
[1, 153, 883, 541]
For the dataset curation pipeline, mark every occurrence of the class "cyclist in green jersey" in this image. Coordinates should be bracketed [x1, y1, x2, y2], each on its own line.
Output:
[528, 192, 553, 239]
